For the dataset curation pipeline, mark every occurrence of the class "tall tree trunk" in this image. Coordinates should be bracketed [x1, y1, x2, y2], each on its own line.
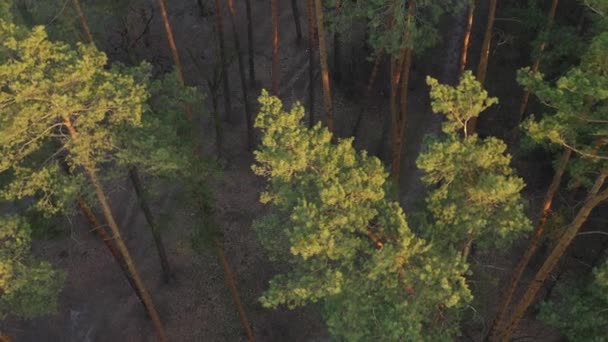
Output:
[214, 239, 256, 341]
[71, 0, 94, 44]
[486, 148, 571, 341]
[314, 0, 333, 132]
[306, 0, 316, 128]
[214, 0, 233, 121]
[75, 197, 146, 306]
[390, 0, 416, 186]
[498, 172, 608, 342]
[63, 118, 167, 342]
[271, 0, 280, 95]
[467, 0, 496, 134]
[291, 0, 303, 43]
[226, 0, 254, 149]
[333, 0, 342, 84]
[128, 167, 173, 284]
[460, 1, 475, 75]
[208, 75, 223, 157]
[157, 0, 185, 84]
[518, 0, 559, 122]
[366, 50, 384, 97]
[245, 0, 256, 87]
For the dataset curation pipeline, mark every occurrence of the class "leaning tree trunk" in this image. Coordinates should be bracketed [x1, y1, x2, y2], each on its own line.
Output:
[351, 50, 384, 138]
[128, 167, 173, 284]
[71, 0, 94, 44]
[245, 0, 256, 86]
[271, 0, 280, 95]
[62, 118, 167, 342]
[76, 197, 145, 306]
[226, 0, 254, 149]
[518, 0, 559, 122]
[390, 0, 416, 187]
[486, 148, 571, 341]
[498, 171, 608, 342]
[460, 1, 475, 75]
[157, 0, 185, 84]
[467, 0, 496, 134]
[306, 0, 316, 128]
[214, 0, 233, 121]
[314, 0, 334, 132]
[291, 0, 303, 43]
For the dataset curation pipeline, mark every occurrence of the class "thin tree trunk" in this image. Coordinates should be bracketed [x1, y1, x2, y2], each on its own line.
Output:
[518, 0, 559, 122]
[306, 0, 316, 128]
[215, 0, 233, 121]
[245, 0, 256, 87]
[460, 1, 475, 75]
[366, 50, 384, 97]
[128, 167, 173, 284]
[76, 197, 146, 306]
[271, 0, 280, 95]
[390, 0, 416, 186]
[209, 77, 223, 157]
[157, 0, 185, 84]
[499, 172, 608, 342]
[333, 0, 342, 84]
[63, 118, 167, 342]
[214, 238, 256, 341]
[314, 0, 333, 132]
[467, 0, 496, 134]
[291, 0, 303, 43]
[71, 0, 94, 44]
[486, 148, 571, 341]
[226, 0, 254, 149]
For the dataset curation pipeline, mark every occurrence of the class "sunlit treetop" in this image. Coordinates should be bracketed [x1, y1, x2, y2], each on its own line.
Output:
[253, 90, 471, 341]
[418, 72, 531, 252]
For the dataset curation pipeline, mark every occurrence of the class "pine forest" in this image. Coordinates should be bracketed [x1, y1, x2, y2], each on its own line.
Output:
[1, 0, 608, 341]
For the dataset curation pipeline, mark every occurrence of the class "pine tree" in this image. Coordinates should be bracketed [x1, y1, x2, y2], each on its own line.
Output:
[314, 0, 333, 132]
[0, 22, 166, 340]
[419, 72, 531, 258]
[253, 90, 471, 341]
[497, 29, 608, 341]
[0, 215, 64, 320]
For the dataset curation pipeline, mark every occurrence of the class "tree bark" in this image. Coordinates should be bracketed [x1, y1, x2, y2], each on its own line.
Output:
[333, 0, 342, 84]
[467, 0, 496, 134]
[498, 172, 608, 342]
[486, 148, 571, 341]
[157, 0, 185, 84]
[71, 0, 94, 44]
[518, 0, 559, 122]
[390, 0, 416, 187]
[291, 0, 303, 43]
[214, 238, 256, 341]
[245, 0, 256, 87]
[460, 1, 475, 75]
[271, 0, 280, 95]
[214, 0, 233, 121]
[128, 167, 173, 284]
[306, 0, 316, 128]
[76, 197, 146, 306]
[366, 50, 384, 97]
[63, 118, 167, 342]
[314, 0, 334, 132]
[226, 0, 254, 149]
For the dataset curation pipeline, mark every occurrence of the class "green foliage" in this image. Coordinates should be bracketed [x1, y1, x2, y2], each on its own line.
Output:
[418, 72, 531, 252]
[0, 215, 64, 319]
[253, 90, 471, 340]
[520, 32, 608, 187]
[326, 0, 448, 58]
[539, 261, 608, 341]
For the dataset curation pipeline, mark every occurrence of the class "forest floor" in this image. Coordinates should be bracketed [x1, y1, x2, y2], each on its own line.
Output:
[3, 0, 606, 341]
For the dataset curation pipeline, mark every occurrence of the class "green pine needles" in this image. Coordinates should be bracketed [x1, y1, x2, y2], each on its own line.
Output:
[0, 215, 64, 319]
[253, 90, 471, 341]
[419, 72, 531, 253]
